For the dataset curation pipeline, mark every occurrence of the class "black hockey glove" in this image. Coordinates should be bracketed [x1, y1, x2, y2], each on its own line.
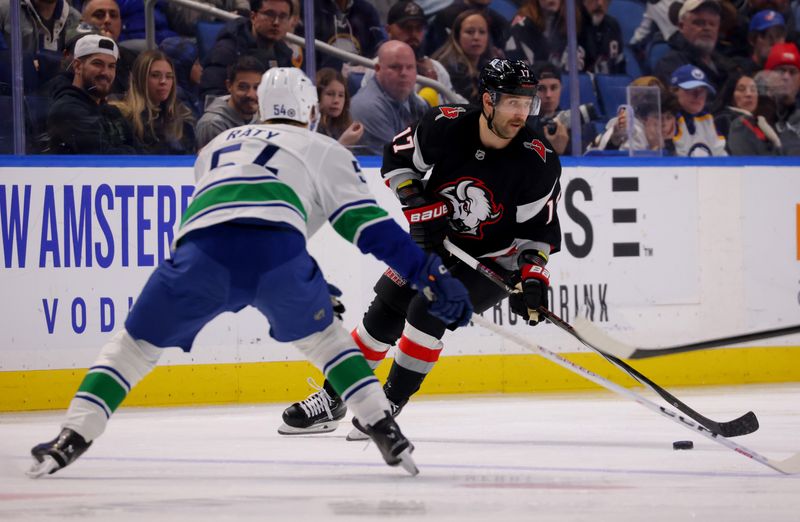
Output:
[413, 253, 473, 327]
[509, 251, 550, 326]
[403, 197, 450, 251]
[327, 283, 345, 320]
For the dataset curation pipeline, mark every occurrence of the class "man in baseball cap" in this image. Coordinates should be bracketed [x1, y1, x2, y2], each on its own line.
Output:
[655, 0, 735, 92]
[763, 42, 800, 153]
[47, 33, 136, 154]
[740, 10, 787, 73]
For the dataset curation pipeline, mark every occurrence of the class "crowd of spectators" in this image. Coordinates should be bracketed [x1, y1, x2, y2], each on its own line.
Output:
[2, 0, 800, 156]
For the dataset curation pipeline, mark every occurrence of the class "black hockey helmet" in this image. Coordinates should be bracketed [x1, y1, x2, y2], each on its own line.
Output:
[479, 59, 539, 98]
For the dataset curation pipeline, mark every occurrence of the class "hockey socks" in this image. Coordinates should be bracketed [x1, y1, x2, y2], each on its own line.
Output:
[351, 323, 392, 369]
[294, 322, 391, 428]
[63, 330, 163, 442]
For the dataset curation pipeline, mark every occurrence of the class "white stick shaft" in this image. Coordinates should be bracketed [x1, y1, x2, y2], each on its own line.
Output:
[470, 314, 800, 474]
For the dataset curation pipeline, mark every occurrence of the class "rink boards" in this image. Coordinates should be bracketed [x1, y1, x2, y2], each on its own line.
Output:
[1, 156, 799, 411]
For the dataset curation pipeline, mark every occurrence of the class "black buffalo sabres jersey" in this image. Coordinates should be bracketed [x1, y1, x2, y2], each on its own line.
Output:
[381, 104, 562, 264]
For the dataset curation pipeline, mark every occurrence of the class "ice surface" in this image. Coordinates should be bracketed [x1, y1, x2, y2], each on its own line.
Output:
[2, 384, 799, 521]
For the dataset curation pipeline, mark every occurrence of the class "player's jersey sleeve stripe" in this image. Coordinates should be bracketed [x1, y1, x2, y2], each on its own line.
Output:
[329, 198, 379, 222]
[181, 181, 307, 227]
[516, 180, 557, 223]
[330, 204, 391, 244]
[412, 128, 431, 171]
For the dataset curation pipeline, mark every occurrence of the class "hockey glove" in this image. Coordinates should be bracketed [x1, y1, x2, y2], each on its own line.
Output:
[413, 253, 473, 327]
[403, 198, 450, 251]
[327, 283, 345, 320]
[509, 252, 550, 326]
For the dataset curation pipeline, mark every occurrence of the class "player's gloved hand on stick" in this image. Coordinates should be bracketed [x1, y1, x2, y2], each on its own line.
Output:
[509, 250, 550, 326]
[327, 283, 345, 320]
[403, 196, 450, 251]
[413, 253, 473, 327]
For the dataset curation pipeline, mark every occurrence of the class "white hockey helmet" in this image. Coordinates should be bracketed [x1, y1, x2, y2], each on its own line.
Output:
[257, 67, 319, 128]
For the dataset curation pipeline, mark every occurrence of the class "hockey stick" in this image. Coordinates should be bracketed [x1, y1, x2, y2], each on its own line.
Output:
[470, 314, 800, 474]
[442, 239, 759, 438]
[572, 318, 800, 360]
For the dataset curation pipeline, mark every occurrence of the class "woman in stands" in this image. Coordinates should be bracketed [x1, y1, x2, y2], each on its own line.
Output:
[315, 67, 364, 148]
[712, 71, 781, 155]
[504, 0, 583, 70]
[432, 10, 498, 104]
[113, 49, 196, 154]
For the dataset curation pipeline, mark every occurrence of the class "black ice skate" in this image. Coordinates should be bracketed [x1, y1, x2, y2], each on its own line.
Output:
[346, 398, 406, 441]
[278, 380, 347, 435]
[27, 428, 92, 478]
[354, 412, 418, 475]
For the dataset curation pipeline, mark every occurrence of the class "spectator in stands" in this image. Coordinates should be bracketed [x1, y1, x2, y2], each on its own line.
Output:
[432, 10, 498, 104]
[112, 49, 196, 154]
[296, 0, 384, 70]
[316, 67, 364, 147]
[579, 0, 626, 74]
[654, 0, 736, 92]
[745, 0, 797, 42]
[0, 0, 80, 53]
[200, 0, 296, 103]
[505, 0, 583, 70]
[167, 0, 250, 37]
[528, 61, 569, 153]
[735, 10, 787, 74]
[160, 36, 203, 117]
[388, 1, 454, 104]
[196, 55, 265, 149]
[115, 0, 177, 50]
[630, 0, 682, 53]
[712, 71, 782, 154]
[81, 0, 137, 94]
[350, 40, 429, 155]
[425, 0, 509, 57]
[47, 34, 137, 154]
[669, 64, 727, 156]
[763, 42, 800, 153]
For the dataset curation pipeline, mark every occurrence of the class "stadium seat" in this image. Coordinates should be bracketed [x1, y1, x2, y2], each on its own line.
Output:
[596, 74, 633, 118]
[196, 21, 225, 62]
[647, 41, 671, 74]
[608, 0, 645, 44]
[347, 71, 365, 98]
[623, 46, 643, 78]
[490, 0, 518, 22]
[559, 72, 597, 110]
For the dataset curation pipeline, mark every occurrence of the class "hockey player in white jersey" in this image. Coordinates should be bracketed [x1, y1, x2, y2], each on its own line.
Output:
[27, 67, 473, 478]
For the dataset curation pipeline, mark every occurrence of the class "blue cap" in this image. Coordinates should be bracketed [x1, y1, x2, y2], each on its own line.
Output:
[670, 64, 716, 94]
[749, 9, 785, 32]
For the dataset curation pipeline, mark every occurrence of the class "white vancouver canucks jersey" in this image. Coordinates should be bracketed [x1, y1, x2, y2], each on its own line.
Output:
[176, 123, 392, 248]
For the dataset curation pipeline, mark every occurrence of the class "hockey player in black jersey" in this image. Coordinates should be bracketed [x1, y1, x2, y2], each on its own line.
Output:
[280, 59, 562, 437]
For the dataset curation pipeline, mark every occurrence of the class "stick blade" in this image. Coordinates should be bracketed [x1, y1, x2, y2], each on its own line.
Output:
[770, 452, 800, 474]
[717, 411, 760, 438]
[572, 317, 636, 359]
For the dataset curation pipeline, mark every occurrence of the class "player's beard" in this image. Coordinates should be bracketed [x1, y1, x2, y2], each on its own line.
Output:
[493, 114, 525, 140]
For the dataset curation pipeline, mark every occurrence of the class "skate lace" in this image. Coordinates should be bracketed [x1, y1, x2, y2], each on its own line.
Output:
[298, 378, 334, 420]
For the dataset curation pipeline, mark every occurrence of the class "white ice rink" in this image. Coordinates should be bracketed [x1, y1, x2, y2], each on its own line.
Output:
[2, 384, 799, 521]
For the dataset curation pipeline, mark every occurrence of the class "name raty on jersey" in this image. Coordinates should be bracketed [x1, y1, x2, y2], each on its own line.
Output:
[382, 105, 562, 260]
[177, 123, 390, 248]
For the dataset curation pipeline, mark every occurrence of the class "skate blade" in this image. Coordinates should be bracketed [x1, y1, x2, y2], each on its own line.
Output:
[396, 448, 419, 476]
[26, 456, 59, 479]
[277, 420, 339, 435]
[345, 426, 369, 441]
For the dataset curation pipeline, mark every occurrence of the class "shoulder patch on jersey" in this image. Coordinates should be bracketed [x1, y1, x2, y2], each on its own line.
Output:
[435, 106, 467, 121]
[524, 139, 552, 162]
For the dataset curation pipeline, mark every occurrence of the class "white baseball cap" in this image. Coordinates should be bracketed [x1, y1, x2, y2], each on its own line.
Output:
[73, 34, 119, 60]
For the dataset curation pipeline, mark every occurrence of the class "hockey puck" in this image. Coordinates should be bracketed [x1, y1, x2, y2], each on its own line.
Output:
[672, 440, 694, 450]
